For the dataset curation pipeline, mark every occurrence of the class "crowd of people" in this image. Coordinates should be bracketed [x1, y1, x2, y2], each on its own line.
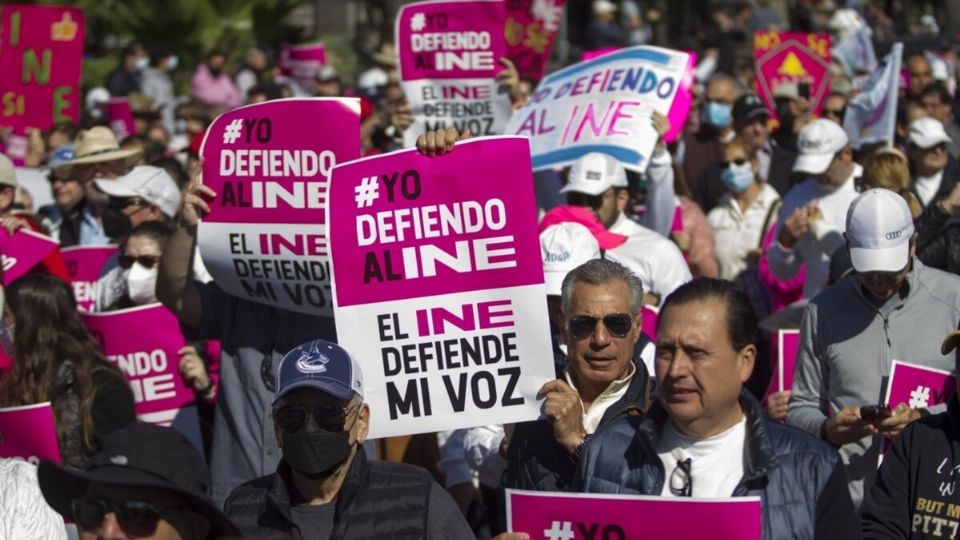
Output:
[4, 0, 960, 539]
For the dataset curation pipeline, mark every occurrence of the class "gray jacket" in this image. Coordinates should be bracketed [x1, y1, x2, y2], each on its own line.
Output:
[787, 258, 960, 509]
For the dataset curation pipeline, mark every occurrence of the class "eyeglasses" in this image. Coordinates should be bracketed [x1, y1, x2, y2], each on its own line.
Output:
[669, 457, 693, 497]
[567, 313, 633, 340]
[721, 158, 749, 168]
[118, 255, 161, 269]
[72, 496, 190, 537]
[823, 107, 846, 119]
[108, 197, 150, 211]
[274, 403, 360, 434]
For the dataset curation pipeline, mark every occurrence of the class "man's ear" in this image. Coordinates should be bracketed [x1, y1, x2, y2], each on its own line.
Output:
[738, 344, 757, 384]
[616, 188, 629, 211]
[355, 403, 370, 445]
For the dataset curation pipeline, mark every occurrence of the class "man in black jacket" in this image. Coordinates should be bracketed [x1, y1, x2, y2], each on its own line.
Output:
[917, 178, 960, 276]
[862, 326, 960, 539]
[503, 258, 650, 492]
[223, 339, 472, 539]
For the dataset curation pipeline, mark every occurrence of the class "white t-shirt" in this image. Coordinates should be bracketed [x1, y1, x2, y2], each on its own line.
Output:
[708, 183, 781, 280]
[606, 214, 692, 300]
[914, 170, 944, 207]
[656, 416, 747, 498]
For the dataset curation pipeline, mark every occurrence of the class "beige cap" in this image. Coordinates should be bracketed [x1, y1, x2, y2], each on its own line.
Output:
[0, 153, 16, 190]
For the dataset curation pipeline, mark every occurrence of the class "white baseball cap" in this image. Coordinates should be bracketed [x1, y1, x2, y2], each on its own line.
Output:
[540, 222, 601, 296]
[560, 152, 627, 197]
[793, 119, 849, 175]
[96, 165, 182, 219]
[845, 188, 915, 273]
[592, 0, 617, 15]
[908, 117, 952, 149]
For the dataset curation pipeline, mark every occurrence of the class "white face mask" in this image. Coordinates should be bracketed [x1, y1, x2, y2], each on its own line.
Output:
[126, 262, 159, 305]
[166, 55, 179, 71]
[135, 56, 149, 71]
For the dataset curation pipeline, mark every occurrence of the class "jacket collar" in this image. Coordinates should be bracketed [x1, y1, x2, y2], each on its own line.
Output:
[638, 390, 779, 482]
[948, 393, 960, 432]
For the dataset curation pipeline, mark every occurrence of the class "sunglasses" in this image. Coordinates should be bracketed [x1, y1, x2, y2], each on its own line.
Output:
[118, 255, 161, 269]
[108, 197, 150, 211]
[567, 313, 634, 340]
[823, 107, 846, 118]
[72, 496, 190, 537]
[721, 158, 749, 168]
[274, 403, 360, 434]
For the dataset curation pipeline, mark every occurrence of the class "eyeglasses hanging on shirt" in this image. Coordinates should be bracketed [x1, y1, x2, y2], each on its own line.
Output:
[669, 457, 693, 497]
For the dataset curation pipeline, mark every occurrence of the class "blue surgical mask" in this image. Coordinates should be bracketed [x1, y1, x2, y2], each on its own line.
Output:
[721, 161, 755, 193]
[703, 101, 732, 129]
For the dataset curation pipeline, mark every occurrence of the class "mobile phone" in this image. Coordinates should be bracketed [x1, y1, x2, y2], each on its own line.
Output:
[860, 405, 893, 423]
[798, 81, 811, 100]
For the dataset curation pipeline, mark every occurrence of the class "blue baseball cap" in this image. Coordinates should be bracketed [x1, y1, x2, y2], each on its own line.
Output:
[47, 145, 76, 178]
[274, 340, 364, 404]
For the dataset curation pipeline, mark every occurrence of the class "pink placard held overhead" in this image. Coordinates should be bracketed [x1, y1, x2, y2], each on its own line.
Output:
[396, 0, 513, 146]
[0, 402, 62, 464]
[664, 52, 696, 143]
[0, 4, 85, 130]
[61, 245, 118, 312]
[507, 489, 762, 540]
[884, 360, 956, 411]
[754, 31, 831, 120]
[80, 304, 201, 449]
[0, 228, 57, 285]
[197, 98, 360, 316]
[0, 128, 29, 166]
[641, 304, 659, 341]
[327, 137, 555, 439]
[504, 0, 564, 81]
[104, 98, 136, 141]
[279, 43, 326, 90]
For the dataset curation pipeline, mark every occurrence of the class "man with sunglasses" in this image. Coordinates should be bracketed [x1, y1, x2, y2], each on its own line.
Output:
[502, 258, 650, 492]
[579, 278, 859, 540]
[38, 422, 241, 540]
[224, 339, 472, 539]
[906, 117, 960, 213]
[788, 188, 960, 510]
[768, 118, 861, 299]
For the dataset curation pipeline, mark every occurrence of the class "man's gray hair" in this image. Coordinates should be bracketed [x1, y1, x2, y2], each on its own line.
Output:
[560, 258, 644, 316]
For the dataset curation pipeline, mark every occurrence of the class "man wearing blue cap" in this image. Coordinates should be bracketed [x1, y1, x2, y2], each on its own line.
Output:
[223, 339, 472, 539]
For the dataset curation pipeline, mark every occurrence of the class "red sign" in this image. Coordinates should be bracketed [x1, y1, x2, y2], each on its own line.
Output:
[754, 32, 831, 120]
[0, 4, 85, 130]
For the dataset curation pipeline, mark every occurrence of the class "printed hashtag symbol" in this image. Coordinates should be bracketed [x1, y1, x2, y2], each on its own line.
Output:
[222, 118, 243, 144]
[354, 176, 380, 208]
[543, 521, 575, 540]
[410, 13, 426, 31]
[909, 385, 931, 409]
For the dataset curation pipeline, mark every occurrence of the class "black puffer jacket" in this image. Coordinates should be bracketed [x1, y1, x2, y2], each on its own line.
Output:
[917, 201, 960, 277]
[578, 391, 861, 540]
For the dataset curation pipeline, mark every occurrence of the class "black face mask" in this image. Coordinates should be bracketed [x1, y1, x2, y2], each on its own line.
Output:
[209, 67, 223, 77]
[102, 207, 133, 239]
[282, 430, 352, 479]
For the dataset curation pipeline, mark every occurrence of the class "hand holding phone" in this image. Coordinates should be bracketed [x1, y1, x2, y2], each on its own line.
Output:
[859, 405, 893, 423]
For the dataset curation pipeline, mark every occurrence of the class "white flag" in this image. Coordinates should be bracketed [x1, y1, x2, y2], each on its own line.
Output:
[843, 42, 902, 150]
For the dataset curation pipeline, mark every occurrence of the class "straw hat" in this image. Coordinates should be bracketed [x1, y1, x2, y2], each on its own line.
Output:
[54, 126, 142, 178]
[372, 43, 397, 68]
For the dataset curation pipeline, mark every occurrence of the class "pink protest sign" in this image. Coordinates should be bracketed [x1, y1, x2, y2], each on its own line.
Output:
[664, 52, 696, 143]
[0, 128, 29, 166]
[581, 48, 620, 62]
[61, 245, 118, 312]
[504, 0, 564, 81]
[764, 329, 800, 400]
[80, 304, 195, 424]
[0, 402, 61, 464]
[507, 489, 762, 540]
[641, 304, 658, 341]
[396, 0, 513, 146]
[327, 137, 555, 438]
[104, 98, 135, 141]
[505, 46, 691, 173]
[754, 31, 831, 120]
[279, 43, 326, 90]
[0, 228, 57, 285]
[0, 4, 84, 130]
[197, 98, 360, 316]
[884, 360, 956, 411]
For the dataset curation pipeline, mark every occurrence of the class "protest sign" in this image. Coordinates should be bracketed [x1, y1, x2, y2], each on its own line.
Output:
[505, 46, 691, 172]
[0, 402, 61, 464]
[396, 0, 513, 147]
[279, 43, 326, 90]
[844, 43, 902, 150]
[104, 97, 136, 141]
[13, 166, 55, 209]
[0, 128, 29, 166]
[80, 304, 202, 449]
[506, 489, 762, 540]
[61, 246, 118, 312]
[504, 0, 564, 81]
[776, 329, 800, 393]
[327, 137, 554, 438]
[0, 228, 57, 285]
[754, 31, 831, 120]
[581, 48, 620, 61]
[884, 360, 956, 412]
[641, 304, 658, 341]
[0, 4, 84, 130]
[198, 98, 360, 316]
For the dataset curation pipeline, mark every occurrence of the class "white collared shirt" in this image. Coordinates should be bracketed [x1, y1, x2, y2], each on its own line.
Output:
[708, 183, 781, 280]
[565, 362, 636, 433]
